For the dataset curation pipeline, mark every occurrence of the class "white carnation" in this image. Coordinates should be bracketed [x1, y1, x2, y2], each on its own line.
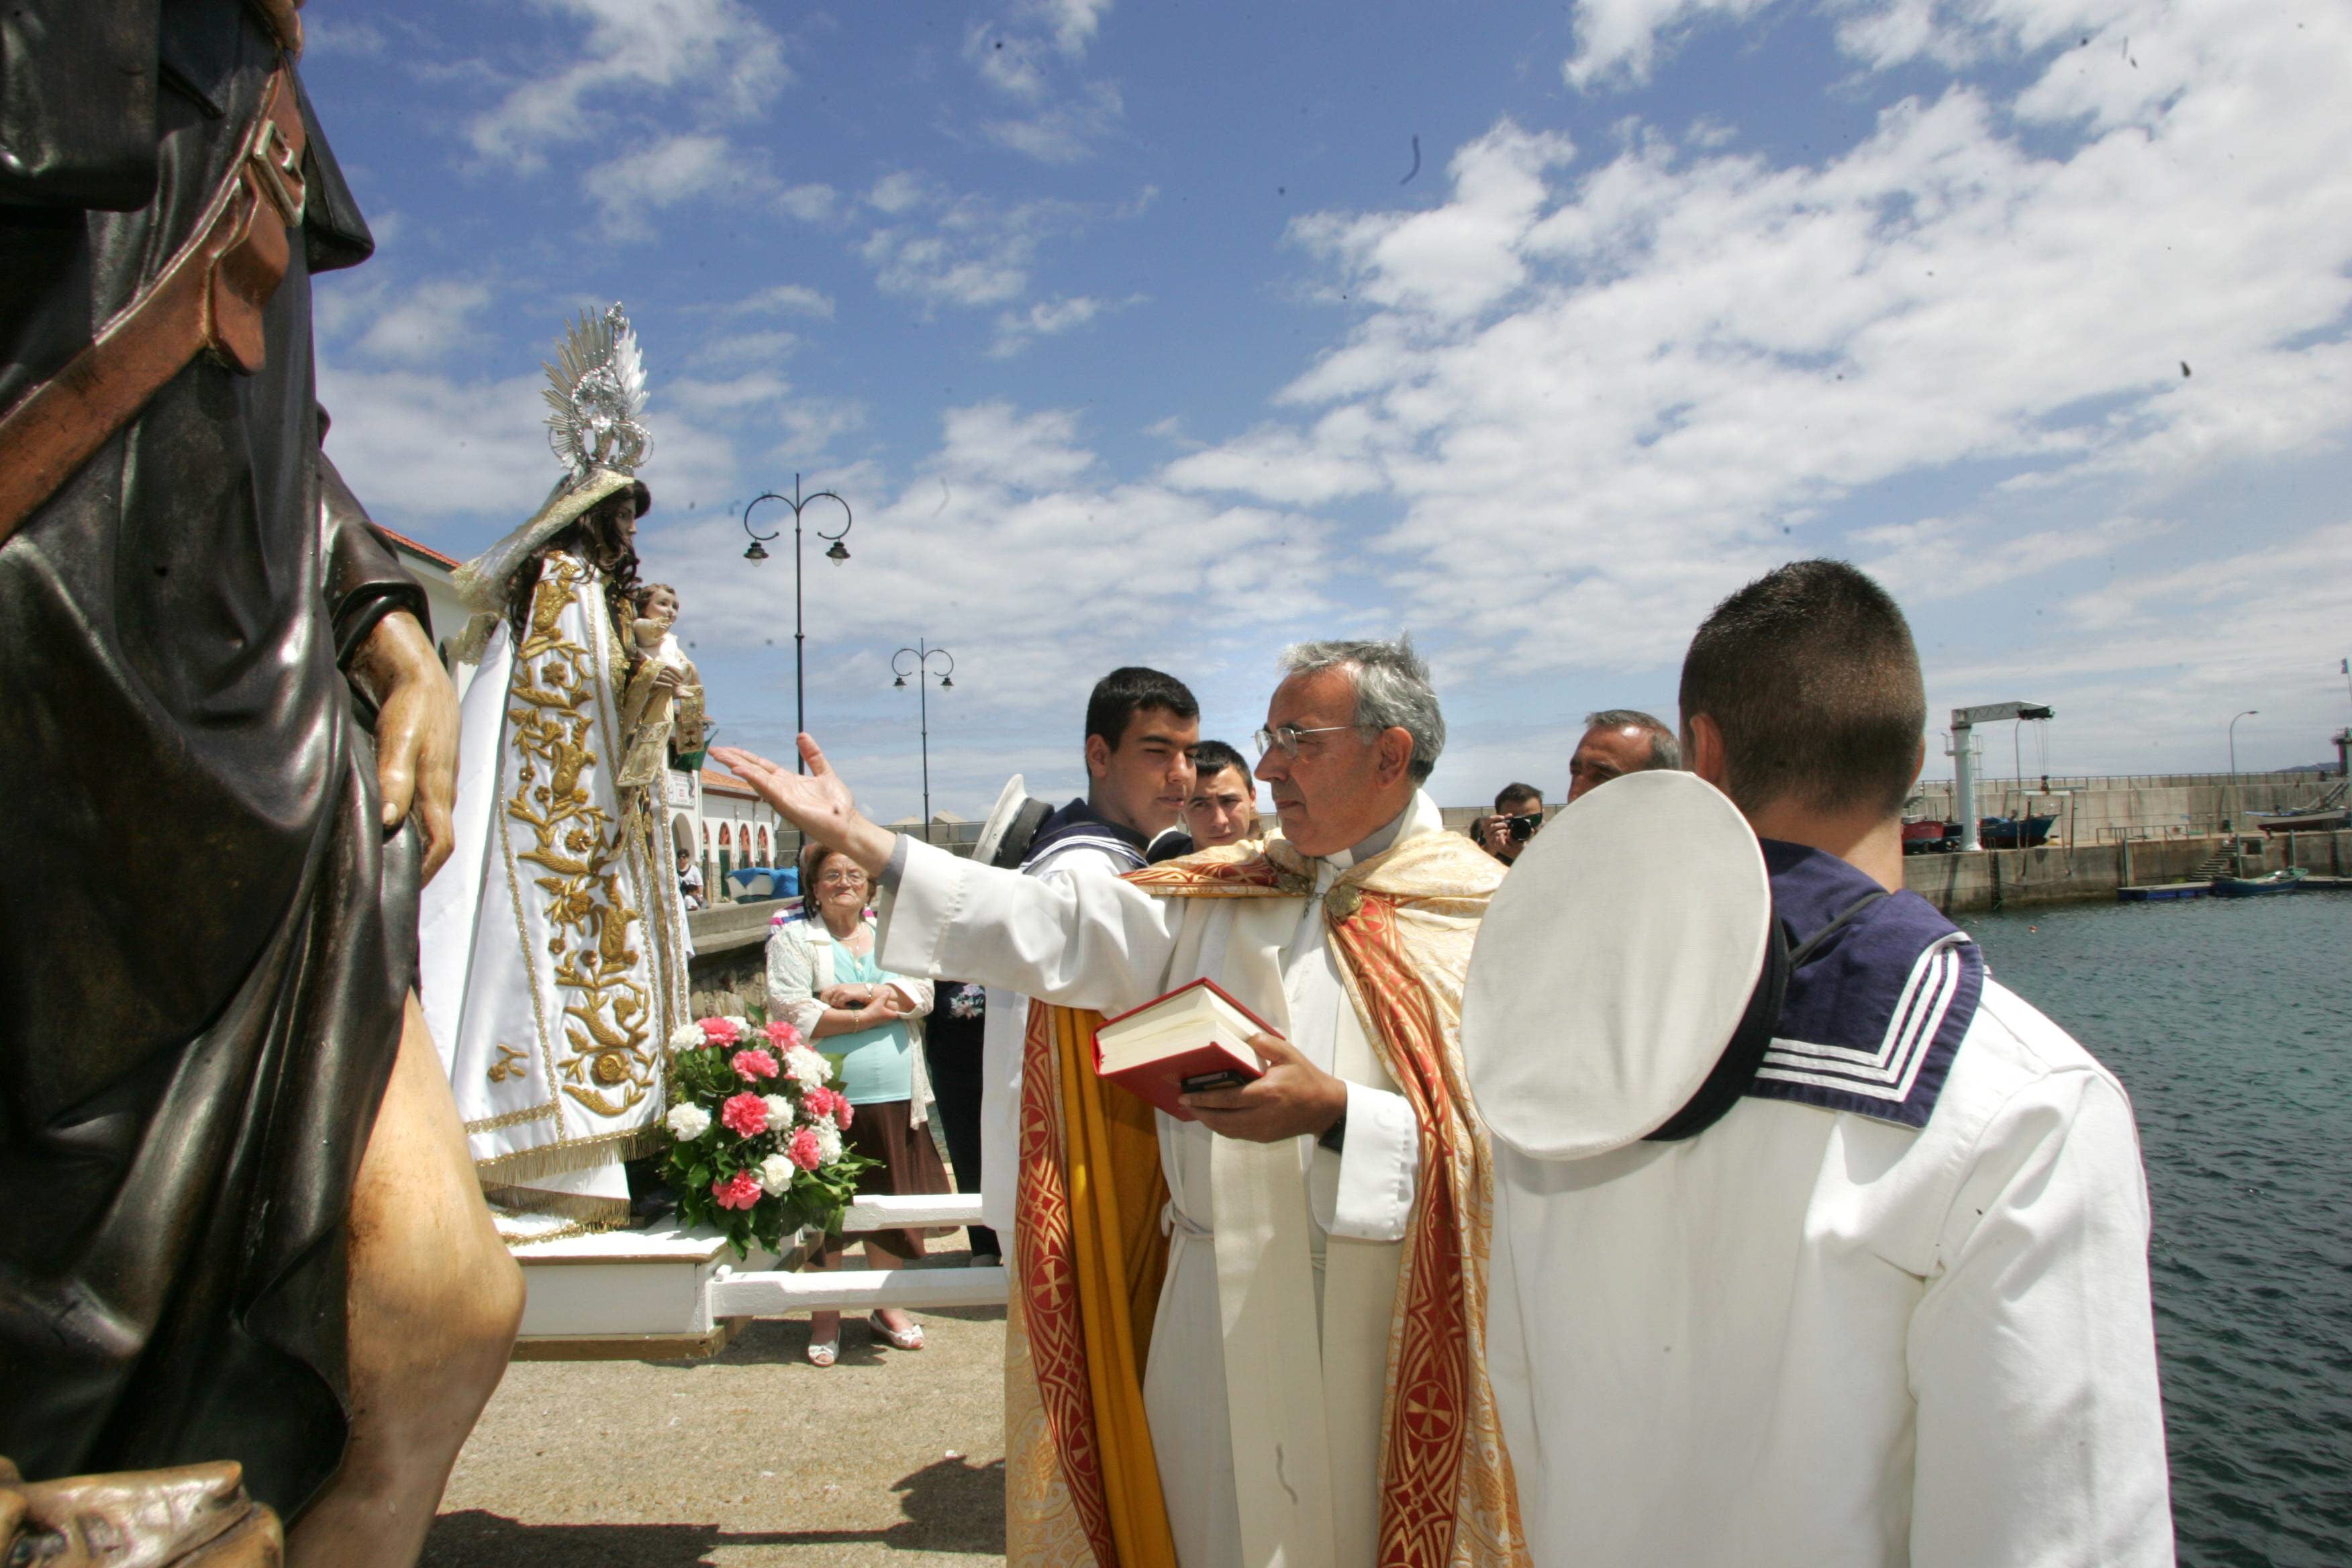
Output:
[665, 1103, 712, 1141]
[758, 1153, 795, 1196]
[668, 1024, 704, 1051]
[785, 1046, 832, 1088]
[724, 1015, 752, 1036]
[814, 1120, 843, 1165]
[762, 1093, 793, 1126]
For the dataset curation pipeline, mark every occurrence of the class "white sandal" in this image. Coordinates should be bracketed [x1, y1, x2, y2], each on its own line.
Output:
[806, 1331, 840, 1367]
[868, 1310, 924, 1351]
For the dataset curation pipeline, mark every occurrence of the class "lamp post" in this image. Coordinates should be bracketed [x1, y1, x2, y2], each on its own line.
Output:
[740, 474, 852, 773]
[2226, 709, 2258, 832]
[892, 640, 954, 840]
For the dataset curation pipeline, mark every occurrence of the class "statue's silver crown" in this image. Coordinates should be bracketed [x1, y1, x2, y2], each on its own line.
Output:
[544, 303, 651, 481]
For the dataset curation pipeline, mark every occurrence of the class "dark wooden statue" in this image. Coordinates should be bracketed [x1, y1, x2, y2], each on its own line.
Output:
[0, 1457, 282, 1568]
[1, 4, 523, 1565]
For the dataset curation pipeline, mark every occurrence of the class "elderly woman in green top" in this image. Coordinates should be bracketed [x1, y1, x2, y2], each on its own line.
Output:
[767, 840, 952, 1366]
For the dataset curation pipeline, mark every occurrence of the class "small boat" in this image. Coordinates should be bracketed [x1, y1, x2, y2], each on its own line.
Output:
[2249, 782, 2349, 833]
[2247, 807, 2349, 833]
[2210, 867, 2307, 898]
[1977, 814, 2059, 849]
[1901, 819, 1955, 854]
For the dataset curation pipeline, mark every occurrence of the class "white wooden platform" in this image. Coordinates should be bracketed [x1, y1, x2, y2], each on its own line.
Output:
[511, 1193, 1005, 1361]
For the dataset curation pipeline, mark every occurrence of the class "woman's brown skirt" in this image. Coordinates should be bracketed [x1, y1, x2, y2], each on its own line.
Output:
[830, 1097, 951, 1260]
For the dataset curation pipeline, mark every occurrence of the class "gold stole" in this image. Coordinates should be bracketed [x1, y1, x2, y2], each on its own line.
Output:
[1005, 837, 1529, 1568]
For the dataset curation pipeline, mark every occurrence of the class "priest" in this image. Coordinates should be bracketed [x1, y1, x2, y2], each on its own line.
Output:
[715, 635, 1525, 1568]
[1465, 560, 2171, 1566]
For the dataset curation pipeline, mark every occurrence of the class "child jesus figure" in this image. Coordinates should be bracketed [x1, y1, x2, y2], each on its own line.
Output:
[618, 582, 707, 787]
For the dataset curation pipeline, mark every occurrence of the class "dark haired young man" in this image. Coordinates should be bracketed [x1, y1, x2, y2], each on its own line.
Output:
[1179, 738, 1263, 850]
[1484, 560, 2170, 1566]
[963, 667, 1199, 1253]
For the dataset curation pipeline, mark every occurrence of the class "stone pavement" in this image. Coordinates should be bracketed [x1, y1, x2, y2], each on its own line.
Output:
[424, 1241, 1008, 1567]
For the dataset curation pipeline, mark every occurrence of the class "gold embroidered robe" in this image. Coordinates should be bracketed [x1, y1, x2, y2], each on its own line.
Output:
[417, 550, 690, 1239]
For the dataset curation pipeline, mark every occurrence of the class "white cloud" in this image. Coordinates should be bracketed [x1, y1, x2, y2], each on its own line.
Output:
[306, 16, 387, 56]
[1161, 1, 2352, 697]
[865, 172, 930, 215]
[980, 81, 1124, 164]
[724, 283, 836, 320]
[858, 182, 1082, 311]
[989, 293, 1130, 356]
[1565, 0, 1784, 89]
[468, 0, 787, 166]
[322, 279, 494, 365]
[777, 183, 839, 223]
[617, 400, 1340, 806]
[585, 133, 765, 230]
[963, 0, 1123, 160]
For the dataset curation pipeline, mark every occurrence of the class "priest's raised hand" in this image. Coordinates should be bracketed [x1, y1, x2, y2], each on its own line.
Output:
[713, 738, 897, 873]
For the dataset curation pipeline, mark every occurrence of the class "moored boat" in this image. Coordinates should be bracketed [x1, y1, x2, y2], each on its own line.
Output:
[2210, 867, 2307, 898]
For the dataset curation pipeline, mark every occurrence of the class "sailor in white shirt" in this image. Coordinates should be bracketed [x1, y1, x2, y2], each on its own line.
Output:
[1465, 561, 2172, 1567]
[971, 666, 1203, 1244]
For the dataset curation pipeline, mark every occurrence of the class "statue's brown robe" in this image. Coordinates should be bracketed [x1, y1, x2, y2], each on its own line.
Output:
[0, 0, 418, 1517]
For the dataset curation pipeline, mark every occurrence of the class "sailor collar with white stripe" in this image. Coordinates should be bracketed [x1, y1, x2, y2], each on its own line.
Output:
[1461, 772, 1981, 1163]
[1748, 840, 1981, 1129]
[1022, 797, 1151, 876]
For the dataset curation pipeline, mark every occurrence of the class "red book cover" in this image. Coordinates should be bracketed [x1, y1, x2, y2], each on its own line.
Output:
[1094, 977, 1276, 1122]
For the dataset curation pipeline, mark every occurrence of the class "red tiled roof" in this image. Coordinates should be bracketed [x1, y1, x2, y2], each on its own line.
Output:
[700, 769, 760, 799]
[375, 524, 460, 571]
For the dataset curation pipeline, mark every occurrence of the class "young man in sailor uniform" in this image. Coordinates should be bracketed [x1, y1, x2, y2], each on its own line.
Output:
[1474, 560, 2171, 1566]
[971, 667, 1200, 1252]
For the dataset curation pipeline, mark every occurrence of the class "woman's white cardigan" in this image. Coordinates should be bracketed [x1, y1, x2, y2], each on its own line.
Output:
[767, 908, 937, 1123]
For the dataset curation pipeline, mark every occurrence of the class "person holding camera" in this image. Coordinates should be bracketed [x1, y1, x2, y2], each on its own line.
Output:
[1474, 781, 1548, 864]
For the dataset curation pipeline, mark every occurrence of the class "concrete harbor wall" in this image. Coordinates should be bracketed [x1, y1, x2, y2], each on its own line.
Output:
[1905, 830, 2352, 916]
[1908, 769, 2341, 844]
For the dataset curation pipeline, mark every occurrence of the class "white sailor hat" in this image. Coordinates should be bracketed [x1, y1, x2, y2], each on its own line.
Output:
[1461, 769, 1785, 1161]
[973, 773, 1055, 871]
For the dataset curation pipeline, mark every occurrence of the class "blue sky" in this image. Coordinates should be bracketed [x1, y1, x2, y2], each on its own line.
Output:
[303, 0, 2352, 820]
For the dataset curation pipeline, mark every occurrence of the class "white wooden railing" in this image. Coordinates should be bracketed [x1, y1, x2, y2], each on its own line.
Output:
[708, 1193, 1010, 1314]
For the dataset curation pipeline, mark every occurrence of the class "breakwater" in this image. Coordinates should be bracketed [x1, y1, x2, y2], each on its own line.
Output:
[1904, 830, 2352, 915]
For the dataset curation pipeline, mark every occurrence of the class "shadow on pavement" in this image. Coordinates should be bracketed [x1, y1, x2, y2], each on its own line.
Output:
[424, 1456, 1006, 1565]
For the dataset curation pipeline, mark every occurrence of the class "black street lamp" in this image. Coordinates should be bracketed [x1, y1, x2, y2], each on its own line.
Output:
[892, 640, 954, 839]
[741, 474, 852, 773]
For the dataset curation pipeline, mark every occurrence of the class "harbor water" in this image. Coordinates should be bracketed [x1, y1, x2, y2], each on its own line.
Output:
[1969, 894, 2352, 1567]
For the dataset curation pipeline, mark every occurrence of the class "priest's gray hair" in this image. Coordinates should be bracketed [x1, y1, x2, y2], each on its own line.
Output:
[1278, 634, 1444, 783]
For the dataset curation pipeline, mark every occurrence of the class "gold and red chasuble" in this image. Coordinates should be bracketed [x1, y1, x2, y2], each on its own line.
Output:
[1004, 836, 1528, 1568]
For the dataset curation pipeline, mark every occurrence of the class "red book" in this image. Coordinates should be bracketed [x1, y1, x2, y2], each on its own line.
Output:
[1093, 977, 1275, 1122]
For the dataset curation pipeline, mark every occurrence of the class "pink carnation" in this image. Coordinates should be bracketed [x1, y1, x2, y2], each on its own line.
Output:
[800, 1085, 837, 1120]
[787, 1125, 823, 1171]
[764, 1018, 803, 1050]
[730, 1047, 779, 1081]
[712, 1170, 763, 1210]
[834, 1098, 854, 1130]
[698, 1016, 742, 1047]
[719, 1091, 770, 1138]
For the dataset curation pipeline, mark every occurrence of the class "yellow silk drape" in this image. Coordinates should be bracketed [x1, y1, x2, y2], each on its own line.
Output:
[1052, 1006, 1176, 1565]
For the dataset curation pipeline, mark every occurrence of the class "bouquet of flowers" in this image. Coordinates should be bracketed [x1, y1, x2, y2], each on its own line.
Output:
[659, 1015, 875, 1256]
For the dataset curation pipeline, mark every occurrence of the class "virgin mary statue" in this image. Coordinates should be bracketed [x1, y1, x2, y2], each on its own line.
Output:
[418, 305, 692, 1241]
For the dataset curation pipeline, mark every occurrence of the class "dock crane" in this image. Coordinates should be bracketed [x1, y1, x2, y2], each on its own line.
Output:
[1948, 701, 2053, 852]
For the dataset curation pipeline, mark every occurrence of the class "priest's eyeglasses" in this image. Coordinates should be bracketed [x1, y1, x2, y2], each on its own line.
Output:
[1253, 723, 1355, 758]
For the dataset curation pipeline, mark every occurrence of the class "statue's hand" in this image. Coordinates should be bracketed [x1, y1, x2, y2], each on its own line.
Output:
[713, 738, 895, 875]
[354, 610, 459, 884]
